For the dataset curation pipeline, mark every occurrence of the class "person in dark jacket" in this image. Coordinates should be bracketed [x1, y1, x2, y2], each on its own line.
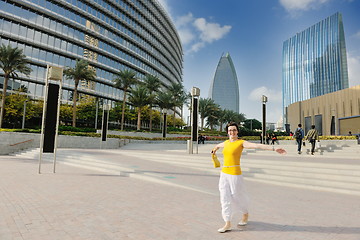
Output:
[293, 124, 304, 154]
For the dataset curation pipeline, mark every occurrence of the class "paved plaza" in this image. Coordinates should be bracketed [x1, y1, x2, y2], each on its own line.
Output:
[0, 142, 359, 240]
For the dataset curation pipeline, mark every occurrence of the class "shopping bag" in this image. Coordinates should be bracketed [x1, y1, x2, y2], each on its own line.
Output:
[316, 141, 321, 149]
[211, 154, 220, 168]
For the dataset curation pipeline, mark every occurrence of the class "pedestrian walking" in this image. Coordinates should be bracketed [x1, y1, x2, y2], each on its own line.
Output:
[305, 125, 320, 155]
[271, 134, 278, 145]
[293, 124, 304, 154]
[211, 122, 287, 233]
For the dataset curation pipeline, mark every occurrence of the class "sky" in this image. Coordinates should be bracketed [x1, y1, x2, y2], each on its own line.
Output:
[157, 0, 360, 124]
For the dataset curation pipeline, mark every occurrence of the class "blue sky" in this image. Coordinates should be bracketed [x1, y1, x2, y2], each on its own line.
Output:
[158, 0, 360, 123]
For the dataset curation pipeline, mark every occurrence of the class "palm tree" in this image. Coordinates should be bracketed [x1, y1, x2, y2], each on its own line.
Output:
[206, 104, 221, 130]
[143, 74, 161, 131]
[169, 82, 185, 127]
[156, 90, 174, 135]
[128, 85, 151, 130]
[113, 69, 138, 130]
[64, 59, 96, 127]
[0, 44, 32, 128]
[198, 98, 219, 130]
[176, 91, 189, 127]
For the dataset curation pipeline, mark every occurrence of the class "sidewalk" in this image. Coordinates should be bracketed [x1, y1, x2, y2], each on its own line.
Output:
[0, 143, 359, 240]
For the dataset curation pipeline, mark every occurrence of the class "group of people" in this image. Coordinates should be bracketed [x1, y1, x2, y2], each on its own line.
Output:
[262, 133, 279, 145]
[293, 123, 320, 155]
[210, 121, 324, 233]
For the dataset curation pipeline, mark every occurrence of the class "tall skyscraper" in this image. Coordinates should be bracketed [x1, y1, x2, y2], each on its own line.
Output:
[0, 0, 183, 103]
[282, 12, 349, 125]
[209, 52, 239, 113]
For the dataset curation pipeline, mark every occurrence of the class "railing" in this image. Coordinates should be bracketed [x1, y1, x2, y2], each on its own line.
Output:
[9, 139, 34, 147]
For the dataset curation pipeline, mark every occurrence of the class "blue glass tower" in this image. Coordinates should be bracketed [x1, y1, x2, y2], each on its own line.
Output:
[209, 53, 239, 113]
[282, 12, 349, 124]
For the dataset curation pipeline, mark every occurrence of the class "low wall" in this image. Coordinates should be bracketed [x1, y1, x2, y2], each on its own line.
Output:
[0, 132, 130, 155]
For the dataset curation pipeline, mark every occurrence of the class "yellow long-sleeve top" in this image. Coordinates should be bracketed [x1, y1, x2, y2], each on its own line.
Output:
[221, 139, 244, 175]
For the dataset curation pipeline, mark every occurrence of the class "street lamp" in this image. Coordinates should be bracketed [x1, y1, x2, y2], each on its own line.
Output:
[262, 95, 268, 144]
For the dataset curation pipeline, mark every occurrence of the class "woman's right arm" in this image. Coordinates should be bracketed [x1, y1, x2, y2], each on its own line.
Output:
[211, 142, 225, 154]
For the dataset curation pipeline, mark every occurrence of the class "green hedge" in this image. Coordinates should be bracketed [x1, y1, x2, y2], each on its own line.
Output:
[0, 128, 357, 141]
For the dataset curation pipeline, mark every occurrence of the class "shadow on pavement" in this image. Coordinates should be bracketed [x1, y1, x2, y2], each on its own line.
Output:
[244, 221, 360, 234]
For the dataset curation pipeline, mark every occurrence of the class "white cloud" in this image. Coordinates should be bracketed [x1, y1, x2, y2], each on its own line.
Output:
[175, 13, 194, 28]
[347, 53, 360, 87]
[355, 31, 360, 39]
[188, 42, 205, 54]
[248, 86, 283, 103]
[279, 0, 330, 15]
[175, 13, 232, 54]
[177, 29, 196, 45]
[193, 18, 232, 43]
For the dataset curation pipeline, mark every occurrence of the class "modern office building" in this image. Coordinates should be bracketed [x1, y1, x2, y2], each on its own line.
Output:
[282, 12, 349, 128]
[209, 52, 239, 113]
[0, 0, 183, 104]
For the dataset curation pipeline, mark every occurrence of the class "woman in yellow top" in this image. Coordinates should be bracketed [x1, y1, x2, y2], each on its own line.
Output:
[212, 122, 286, 233]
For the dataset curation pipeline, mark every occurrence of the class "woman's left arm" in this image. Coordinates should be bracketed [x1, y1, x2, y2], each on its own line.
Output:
[243, 141, 287, 154]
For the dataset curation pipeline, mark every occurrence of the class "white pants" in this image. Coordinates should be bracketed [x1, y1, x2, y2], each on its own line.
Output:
[219, 172, 249, 222]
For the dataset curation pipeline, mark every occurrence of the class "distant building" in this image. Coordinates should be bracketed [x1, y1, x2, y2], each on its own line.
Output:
[287, 85, 360, 135]
[209, 52, 239, 113]
[282, 12, 349, 127]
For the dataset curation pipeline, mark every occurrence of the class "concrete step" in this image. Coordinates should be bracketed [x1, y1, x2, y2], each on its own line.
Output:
[15, 148, 360, 196]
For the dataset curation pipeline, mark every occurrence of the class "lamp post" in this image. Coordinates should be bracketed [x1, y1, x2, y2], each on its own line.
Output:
[262, 95, 268, 144]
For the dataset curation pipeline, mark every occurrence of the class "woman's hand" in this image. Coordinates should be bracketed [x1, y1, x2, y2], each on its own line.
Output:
[211, 148, 218, 154]
[275, 148, 287, 154]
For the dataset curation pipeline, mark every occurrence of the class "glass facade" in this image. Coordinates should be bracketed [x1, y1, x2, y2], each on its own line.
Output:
[0, 0, 183, 103]
[208, 52, 239, 113]
[282, 12, 349, 124]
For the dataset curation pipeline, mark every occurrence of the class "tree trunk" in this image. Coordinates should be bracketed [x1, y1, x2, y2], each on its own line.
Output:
[149, 106, 153, 132]
[120, 91, 127, 130]
[0, 75, 9, 128]
[173, 107, 176, 127]
[137, 109, 141, 130]
[201, 118, 204, 131]
[72, 80, 79, 127]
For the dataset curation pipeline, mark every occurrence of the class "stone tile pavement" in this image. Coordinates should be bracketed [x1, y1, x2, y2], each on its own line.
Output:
[0, 142, 359, 240]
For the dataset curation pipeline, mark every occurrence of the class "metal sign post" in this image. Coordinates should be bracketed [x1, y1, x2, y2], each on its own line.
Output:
[190, 87, 200, 154]
[38, 65, 63, 174]
[100, 103, 110, 148]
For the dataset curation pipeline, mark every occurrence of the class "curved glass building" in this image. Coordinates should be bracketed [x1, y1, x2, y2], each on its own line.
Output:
[209, 52, 239, 113]
[0, 0, 183, 103]
[282, 12, 349, 125]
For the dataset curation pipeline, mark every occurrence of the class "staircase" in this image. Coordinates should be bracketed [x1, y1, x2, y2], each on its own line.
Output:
[14, 143, 360, 197]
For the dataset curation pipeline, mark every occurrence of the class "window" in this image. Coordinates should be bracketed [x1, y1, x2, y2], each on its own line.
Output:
[27, 28, 35, 40]
[48, 35, 55, 46]
[11, 22, 20, 35]
[41, 33, 48, 44]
